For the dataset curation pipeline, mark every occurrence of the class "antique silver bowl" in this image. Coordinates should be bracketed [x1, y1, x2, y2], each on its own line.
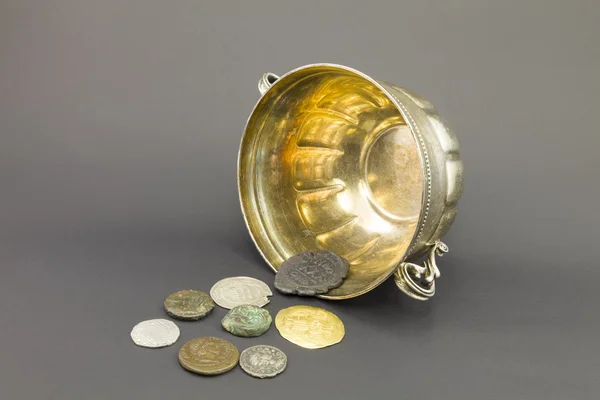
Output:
[238, 64, 463, 300]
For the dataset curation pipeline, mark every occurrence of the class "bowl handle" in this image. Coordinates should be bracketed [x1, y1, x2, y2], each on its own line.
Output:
[258, 72, 280, 95]
[394, 241, 449, 300]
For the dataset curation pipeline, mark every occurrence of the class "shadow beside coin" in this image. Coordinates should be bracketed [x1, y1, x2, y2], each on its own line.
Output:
[325, 256, 466, 335]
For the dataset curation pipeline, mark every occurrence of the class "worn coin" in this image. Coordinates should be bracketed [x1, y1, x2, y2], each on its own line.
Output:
[130, 319, 180, 348]
[274, 250, 349, 296]
[239, 345, 287, 378]
[210, 276, 272, 309]
[221, 305, 272, 337]
[178, 337, 239, 376]
[275, 305, 345, 349]
[164, 289, 215, 320]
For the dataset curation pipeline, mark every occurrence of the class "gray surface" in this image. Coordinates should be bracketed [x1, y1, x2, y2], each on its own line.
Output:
[0, 1, 598, 399]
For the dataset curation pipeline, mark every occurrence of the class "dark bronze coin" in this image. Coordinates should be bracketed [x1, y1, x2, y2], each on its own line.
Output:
[274, 250, 349, 296]
[164, 290, 215, 321]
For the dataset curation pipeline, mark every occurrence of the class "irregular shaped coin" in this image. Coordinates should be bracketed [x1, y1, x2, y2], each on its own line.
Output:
[275, 305, 345, 349]
[240, 345, 287, 378]
[130, 319, 180, 348]
[221, 305, 272, 337]
[164, 289, 215, 320]
[210, 276, 272, 309]
[178, 337, 239, 376]
[274, 250, 349, 296]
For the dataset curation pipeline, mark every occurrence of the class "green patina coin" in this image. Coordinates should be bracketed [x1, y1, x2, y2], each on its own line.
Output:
[221, 305, 272, 337]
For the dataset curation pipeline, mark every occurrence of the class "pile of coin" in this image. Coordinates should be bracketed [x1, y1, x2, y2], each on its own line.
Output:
[130, 251, 348, 379]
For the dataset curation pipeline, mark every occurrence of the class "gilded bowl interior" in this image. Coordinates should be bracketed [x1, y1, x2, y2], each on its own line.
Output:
[239, 66, 423, 299]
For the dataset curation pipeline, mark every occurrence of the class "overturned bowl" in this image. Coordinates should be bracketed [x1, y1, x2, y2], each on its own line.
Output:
[238, 64, 463, 300]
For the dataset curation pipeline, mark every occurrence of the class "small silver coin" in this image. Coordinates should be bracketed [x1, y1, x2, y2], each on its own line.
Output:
[210, 276, 272, 309]
[274, 250, 349, 296]
[130, 319, 180, 348]
[239, 345, 287, 379]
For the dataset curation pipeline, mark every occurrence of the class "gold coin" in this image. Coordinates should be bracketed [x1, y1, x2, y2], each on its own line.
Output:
[164, 290, 214, 320]
[178, 337, 239, 376]
[275, 305, 345, 349]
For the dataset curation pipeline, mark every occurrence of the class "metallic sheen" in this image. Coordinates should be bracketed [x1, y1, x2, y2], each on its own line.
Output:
[210, 276, 272, 309]
[130, 319, 180, 348]
[238, 64, 463, 300]
[239, 345, 287, 379]
[164, 290, 215, 320]
[178, 337, 239, 376]
[274, 250, 349, 296]
[221, 305, 272, 337]
[275, 305, 345, 349]
[395, 241, 448, 300]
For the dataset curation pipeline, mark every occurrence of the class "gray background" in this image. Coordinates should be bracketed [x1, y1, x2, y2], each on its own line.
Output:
[1, 1, 598, 399]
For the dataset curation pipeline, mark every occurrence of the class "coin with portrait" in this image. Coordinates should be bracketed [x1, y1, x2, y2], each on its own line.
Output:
[275, 305, 345, 349]
[221, 305, 272, 337]
[178, 337, 239, 376]
[240, 345, 287, 378]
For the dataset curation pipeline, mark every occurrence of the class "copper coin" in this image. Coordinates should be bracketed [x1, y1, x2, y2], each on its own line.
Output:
[178, 337, 239, 376]
[164, 290, 215, 320]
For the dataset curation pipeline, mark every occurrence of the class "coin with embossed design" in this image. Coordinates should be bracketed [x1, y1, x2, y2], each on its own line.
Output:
[221, 305, 272, 337]
[275, 305, 345, 349]
[210, 276, 272, 309]
[274, 250, 349, 296]
[164, 289, 214, 320]
[130, 319, 180, 348]
[239, 345, 287, 378]
[178, 337, 239, 376]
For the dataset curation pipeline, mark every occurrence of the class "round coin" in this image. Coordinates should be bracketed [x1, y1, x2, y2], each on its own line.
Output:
[275, 305, 345, 349]
[221, 305, 272, 337]
[210, 276, 272, 309]
[239, 345, 287, 379]
[274, 250, 349, 296]
[130, 319, 180, 348]
[178, 337, 239, 376]
[164, 290, 215, 320]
